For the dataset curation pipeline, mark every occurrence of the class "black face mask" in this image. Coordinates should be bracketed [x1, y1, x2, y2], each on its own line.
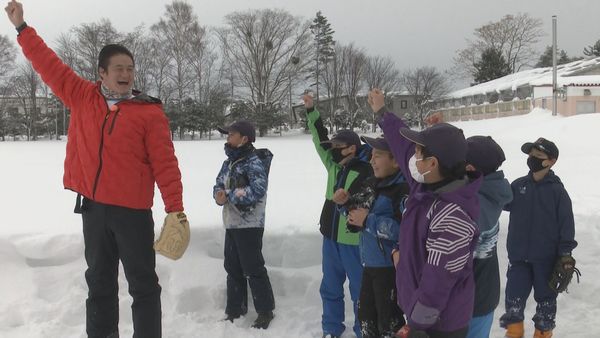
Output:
[331, 148, 347, 163]
[527, 156, 547, 172]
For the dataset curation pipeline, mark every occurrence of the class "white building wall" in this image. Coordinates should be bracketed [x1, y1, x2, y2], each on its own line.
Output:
[533, 86, 553, 99]
[566, 87, 600, 96]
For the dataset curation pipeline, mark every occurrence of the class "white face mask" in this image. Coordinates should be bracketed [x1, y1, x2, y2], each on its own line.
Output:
[409, 154, 430, 183]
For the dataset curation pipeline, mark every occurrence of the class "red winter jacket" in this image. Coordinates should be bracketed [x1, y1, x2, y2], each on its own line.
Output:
[17, 26, 183, 212]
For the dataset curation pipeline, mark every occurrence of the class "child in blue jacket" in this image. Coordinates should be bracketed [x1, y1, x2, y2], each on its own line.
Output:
[213, 120, 275, 330]
[342, 136, 409, 338]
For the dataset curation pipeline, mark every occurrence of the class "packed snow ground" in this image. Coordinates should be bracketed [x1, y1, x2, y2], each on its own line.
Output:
[1, 108, 599, 338]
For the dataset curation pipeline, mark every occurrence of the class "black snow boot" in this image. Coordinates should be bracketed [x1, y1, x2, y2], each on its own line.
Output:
[251, 311, 274, 329]
[221, 313, 244, 323]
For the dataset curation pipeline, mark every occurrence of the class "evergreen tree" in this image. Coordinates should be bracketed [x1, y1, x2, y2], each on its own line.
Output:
[473, 48, 511, 84]
[583, 39, 600, 57]
[536, 46, 577, 67]
[310, 11, 335, 108]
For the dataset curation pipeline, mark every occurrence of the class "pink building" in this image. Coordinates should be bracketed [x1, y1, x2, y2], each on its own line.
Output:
[432, 57, 600, 121]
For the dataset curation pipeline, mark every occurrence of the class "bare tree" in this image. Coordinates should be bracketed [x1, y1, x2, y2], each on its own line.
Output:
[364, 55, 402, 131]
[186, 25, 212, 102]
[402, 67, 449, 126]
[55, 32, 80, 70]
[0, 84, 12, 141]
[321, 43, 343, 129]
[0, 35, 16, 140]
[10, 62, 42, 140]
[70, 19, 123, 81]
[339, 43, 367, 128]
[217, 8, 311, 135]
[452, 13, 544, 80]
[0, 34, 16, 78]
[123, 25, 155, 94]
[146, 33, 175, 102]
[152, 1, 201, 101]
[365, 55, 401, 92]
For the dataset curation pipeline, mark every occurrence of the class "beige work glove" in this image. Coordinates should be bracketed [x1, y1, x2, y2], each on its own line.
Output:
[154, 212, 190, 260]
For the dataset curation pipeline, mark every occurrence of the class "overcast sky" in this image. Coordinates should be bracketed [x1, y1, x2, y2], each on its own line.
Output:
[2, 0, 599, 85]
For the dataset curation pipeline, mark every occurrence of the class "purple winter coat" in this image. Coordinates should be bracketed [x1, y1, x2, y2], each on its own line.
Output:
[379, 112, 482, 332]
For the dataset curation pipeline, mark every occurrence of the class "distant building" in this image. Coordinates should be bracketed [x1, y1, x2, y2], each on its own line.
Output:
[0, 94, 66, 139]
[431, 57, 600, 122]
[291, 91, 421, 125]
[0, 95, 54, 117]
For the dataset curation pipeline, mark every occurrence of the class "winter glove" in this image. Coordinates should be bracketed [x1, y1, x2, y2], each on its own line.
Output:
[396, 325, 429, 338]
[346, 223, 364, 233]
[548, 254, 581, 293]
[154, 212, 190, 260]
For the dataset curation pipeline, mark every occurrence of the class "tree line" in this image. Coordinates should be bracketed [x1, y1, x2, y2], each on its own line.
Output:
[0, 5, 598, 141]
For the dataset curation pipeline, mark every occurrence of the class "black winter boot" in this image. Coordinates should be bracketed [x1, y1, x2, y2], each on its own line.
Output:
[221, 313, 243, 323]
[251, 311, 274, 329]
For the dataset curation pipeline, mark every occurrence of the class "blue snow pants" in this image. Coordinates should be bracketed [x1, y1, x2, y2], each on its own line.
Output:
[320, 237, 363, 337]
[467, 311, 494, 338]
[499, 260, 557, 332]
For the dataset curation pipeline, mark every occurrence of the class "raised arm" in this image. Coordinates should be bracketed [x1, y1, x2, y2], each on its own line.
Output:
[368, 89, 417, 190]
[303, 93, 336, 169]
[6, 1, 93, 109]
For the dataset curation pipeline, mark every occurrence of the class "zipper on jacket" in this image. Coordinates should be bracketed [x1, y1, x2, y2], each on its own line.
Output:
[92, 101, 120, 199]
[332, 165, 350, 239]
[526, 182, 535, 260]
[108, 105, 121, 135]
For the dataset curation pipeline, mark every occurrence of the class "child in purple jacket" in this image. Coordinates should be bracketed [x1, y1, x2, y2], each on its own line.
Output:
[369, 89, 482, 338]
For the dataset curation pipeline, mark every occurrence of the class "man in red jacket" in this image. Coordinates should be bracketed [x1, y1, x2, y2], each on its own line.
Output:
[5, 1, 187, 337]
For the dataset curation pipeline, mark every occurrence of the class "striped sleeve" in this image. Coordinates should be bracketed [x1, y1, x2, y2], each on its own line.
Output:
[425, 202, 477, 272]
[408, 201, 478, 330]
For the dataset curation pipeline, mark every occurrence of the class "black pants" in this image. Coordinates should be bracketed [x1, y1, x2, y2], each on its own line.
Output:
[425, 327, 468, 338]
[358, 266, 405, 338]
[224, 227, 275, 316]
[82, 198, 161, 338]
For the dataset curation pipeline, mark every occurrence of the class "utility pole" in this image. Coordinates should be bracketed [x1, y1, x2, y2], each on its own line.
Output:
[289, 56, 300, 125]
[552, 15, 558, 116]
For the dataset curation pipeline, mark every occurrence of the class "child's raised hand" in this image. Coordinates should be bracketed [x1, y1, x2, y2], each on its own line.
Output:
[368, 88, 385, 113]
[302, 92, 314, 109]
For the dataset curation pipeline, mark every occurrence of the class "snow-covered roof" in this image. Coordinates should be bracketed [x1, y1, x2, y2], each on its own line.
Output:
[446, 57, 600, 99]
[530, 75, 600, 87]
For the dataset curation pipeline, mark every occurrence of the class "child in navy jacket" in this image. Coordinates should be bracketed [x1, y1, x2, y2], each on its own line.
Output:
[500, 138, 578, 338]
